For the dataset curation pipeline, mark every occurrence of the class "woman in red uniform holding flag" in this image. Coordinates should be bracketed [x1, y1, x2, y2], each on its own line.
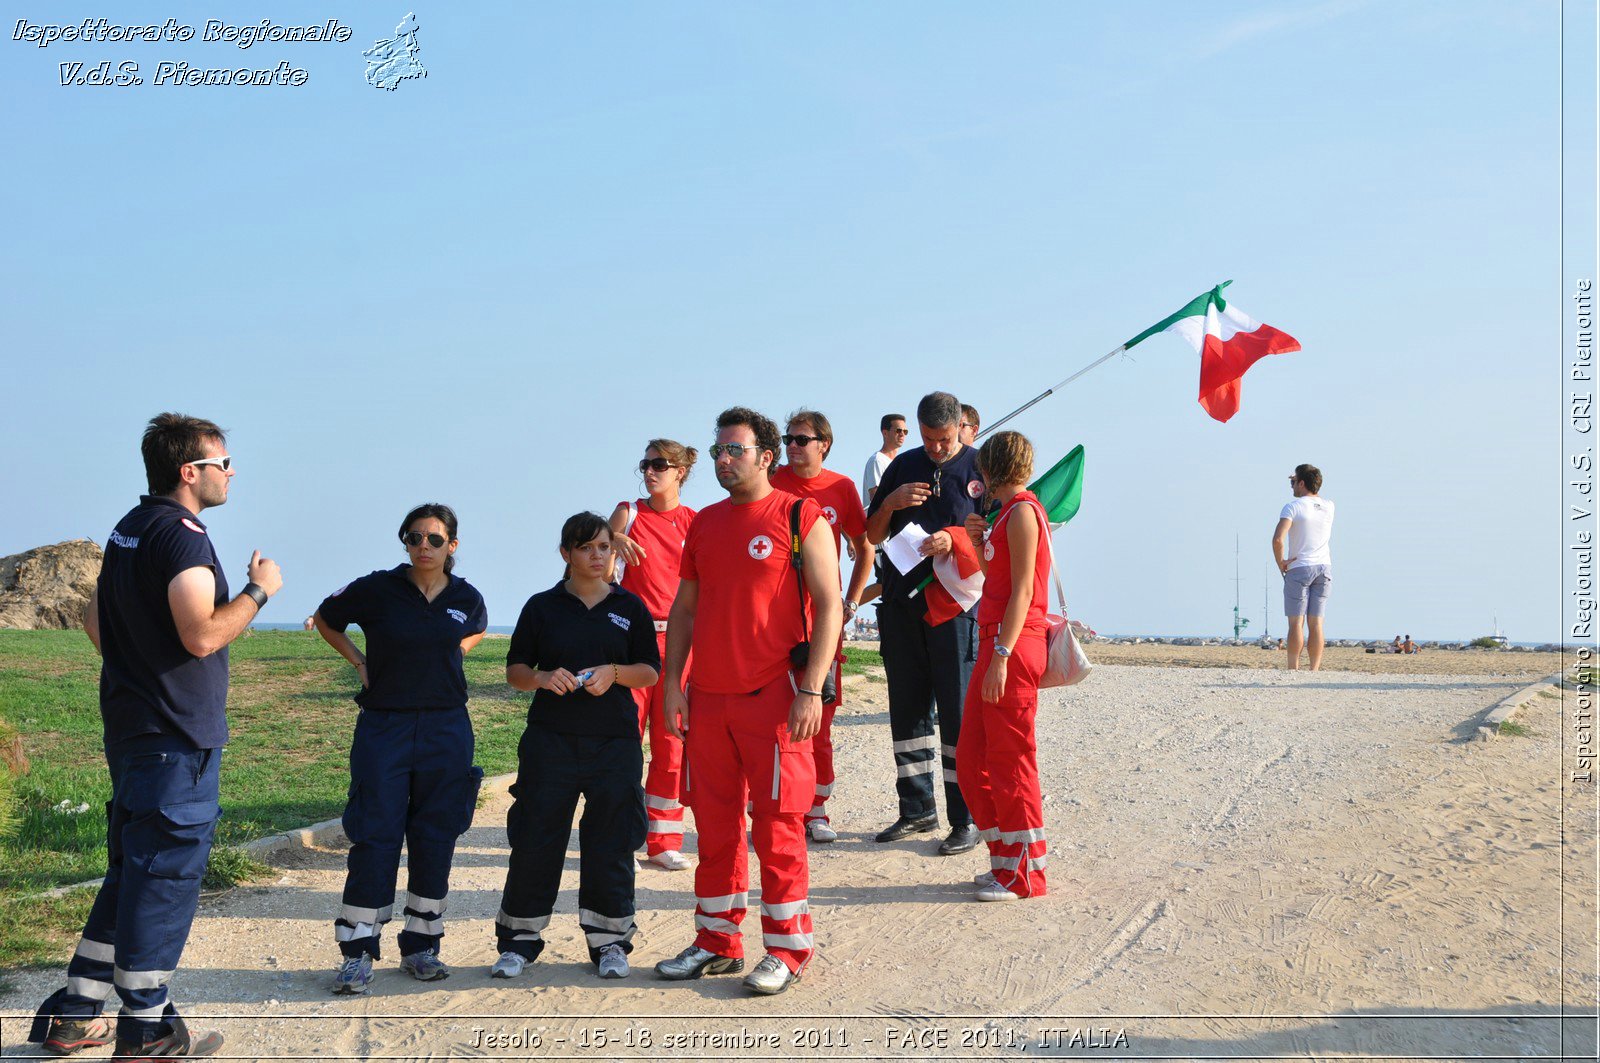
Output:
[609, 439, 698, 871]
[957, 431, 1051, 901]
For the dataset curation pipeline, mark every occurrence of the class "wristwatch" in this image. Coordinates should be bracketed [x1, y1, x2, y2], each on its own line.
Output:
[994, 644, 1012, 658]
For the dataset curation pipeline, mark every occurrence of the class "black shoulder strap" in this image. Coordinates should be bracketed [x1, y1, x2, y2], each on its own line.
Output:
[789, 500, 810, 638]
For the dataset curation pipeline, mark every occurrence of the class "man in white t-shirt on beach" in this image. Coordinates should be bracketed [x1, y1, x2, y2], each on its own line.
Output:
[861, 413, 908, 507]
[1273, 463, 1335, 671]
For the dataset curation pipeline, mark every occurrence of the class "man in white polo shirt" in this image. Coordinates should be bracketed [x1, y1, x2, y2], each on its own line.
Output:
[1273, 464, 1335, 671]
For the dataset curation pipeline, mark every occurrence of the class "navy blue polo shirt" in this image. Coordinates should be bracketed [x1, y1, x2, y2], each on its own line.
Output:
[318, 566, 488, 711]
[506, 582, 660, 738]
[866, 444, 986, 600]
[99, 495, 231, 750]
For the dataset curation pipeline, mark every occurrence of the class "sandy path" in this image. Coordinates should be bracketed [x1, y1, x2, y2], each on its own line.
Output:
[3, 665, 1594, 1060]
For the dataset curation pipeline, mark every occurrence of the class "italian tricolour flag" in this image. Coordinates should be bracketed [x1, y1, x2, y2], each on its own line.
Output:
[1123, 281, 1301, 422]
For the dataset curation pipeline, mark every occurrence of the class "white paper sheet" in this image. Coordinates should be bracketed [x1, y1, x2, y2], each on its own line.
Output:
[883, 521, 930, 575]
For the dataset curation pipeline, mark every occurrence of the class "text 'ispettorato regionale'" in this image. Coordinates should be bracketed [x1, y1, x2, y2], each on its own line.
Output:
[13, 18, 353, 87]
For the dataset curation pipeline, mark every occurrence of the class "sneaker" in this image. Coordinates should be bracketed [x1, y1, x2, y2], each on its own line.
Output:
[974, 870, 997, 887]
[741, 953, 799, 995]
[597, 943, 630, 979]
[640, 849, 692, 871]
[490, 951, 526, 979]
[110, 1016, 222, 1059]
[40, 1014, 113, 1056]
[806, 820, 837, 844]
[399, 949, 450, 982]
[331, 954, 374, 995]
[654, 944, 744, 980]
[975, 882, 1020, 902]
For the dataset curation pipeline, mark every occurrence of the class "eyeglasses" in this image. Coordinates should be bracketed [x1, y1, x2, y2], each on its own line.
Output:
[930, 466, 943, 499]
[888, 427, 908, 436]
[709, 443, 762, 460]
[187, 456, 232, 472]
[782, 433, 822, 447]
[639, 458, 678, 473]
[401, 531, 449, 548]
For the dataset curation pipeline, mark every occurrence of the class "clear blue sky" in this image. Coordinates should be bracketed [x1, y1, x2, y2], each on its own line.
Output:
[0, 1, 1572, 641]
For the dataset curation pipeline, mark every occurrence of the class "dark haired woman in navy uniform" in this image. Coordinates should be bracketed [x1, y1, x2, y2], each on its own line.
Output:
[314, 503, 487, 994]
[492, 511, 660, 980]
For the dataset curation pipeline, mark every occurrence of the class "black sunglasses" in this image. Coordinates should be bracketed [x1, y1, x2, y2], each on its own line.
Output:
[639, 458, 679, 473]
[401, 531, 449, 548]
[783, 433, 823, 447]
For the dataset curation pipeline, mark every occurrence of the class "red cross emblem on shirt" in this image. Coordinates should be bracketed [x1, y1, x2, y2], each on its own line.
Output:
[748, 535, 774, 560]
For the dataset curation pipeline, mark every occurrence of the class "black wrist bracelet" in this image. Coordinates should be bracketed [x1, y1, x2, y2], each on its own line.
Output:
[242, 583, 269, 609]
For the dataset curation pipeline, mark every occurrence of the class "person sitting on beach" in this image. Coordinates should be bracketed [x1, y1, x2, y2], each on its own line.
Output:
[958, 430, 1052, 901]
[493, 512, 661, 981]
[1390, 636, 1403, 654]
[314, 503, 487, 994]
[1403, 635, 1418, 654]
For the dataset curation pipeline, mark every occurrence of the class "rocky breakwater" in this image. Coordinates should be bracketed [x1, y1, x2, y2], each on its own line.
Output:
[0, 539, 102, 630]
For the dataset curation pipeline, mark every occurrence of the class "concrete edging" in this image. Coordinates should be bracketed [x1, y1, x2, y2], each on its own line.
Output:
[1475, 672, 1566, 740]
[32, 772, 521, 900]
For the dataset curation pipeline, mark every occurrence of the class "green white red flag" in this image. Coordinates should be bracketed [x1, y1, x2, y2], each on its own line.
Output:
[1124, 281, 1301, 422]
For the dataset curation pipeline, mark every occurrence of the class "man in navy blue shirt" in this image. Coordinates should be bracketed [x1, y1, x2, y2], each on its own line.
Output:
[31, 413, 282, 1060]
[865, 392, 982, 856]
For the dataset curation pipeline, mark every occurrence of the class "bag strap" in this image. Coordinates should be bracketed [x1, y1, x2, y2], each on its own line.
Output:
[789, 500, 812, 640]
[997, 495, 1067, 615]
[622, 501, 638, 537]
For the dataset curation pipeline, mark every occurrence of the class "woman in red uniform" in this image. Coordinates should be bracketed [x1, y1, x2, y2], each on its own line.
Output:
[957, 431, 1051, 901]
[609, 439, 698, 871]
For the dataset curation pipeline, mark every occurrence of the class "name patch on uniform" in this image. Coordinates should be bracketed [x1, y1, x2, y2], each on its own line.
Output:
[446, 608, 468, 624]
[107, 531, 140, 549]
[608, 612, 631, 631]
[748, 535, 774, 560]
[181, 517, 206, 534]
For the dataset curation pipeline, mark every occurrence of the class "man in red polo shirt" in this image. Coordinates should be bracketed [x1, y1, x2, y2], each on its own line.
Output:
[654, 406, 842, 996]
[769, 408, 874, 844]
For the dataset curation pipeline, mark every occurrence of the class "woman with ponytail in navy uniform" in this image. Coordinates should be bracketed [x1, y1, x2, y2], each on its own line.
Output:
[314, 503, 487, 994]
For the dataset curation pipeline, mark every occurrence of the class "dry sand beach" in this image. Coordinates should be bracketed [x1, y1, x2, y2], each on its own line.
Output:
[2, 650, 1593, 1060]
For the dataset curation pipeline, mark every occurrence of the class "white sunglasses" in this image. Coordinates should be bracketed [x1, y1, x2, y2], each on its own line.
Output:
[187, 456, 233, 472]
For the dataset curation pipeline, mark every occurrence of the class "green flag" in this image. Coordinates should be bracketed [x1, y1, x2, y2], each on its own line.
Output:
[1031, 444, 1085, 525]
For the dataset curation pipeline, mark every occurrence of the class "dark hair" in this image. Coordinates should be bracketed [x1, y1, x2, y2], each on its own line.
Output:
[715, 406, 782, 464]
[142, 412, 226, 495]
[960, 404, 980, 430]
[916, 391, 961, 429]
[880, 413, 907, 431]
[786, 407, 834, 456]
[559, 511, 613, 579]
[398, 503, 460, 574]
[1294, 463, 1323, 493]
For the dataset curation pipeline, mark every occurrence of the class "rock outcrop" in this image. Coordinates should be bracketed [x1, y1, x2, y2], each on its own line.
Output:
[0, 539, 102, 630]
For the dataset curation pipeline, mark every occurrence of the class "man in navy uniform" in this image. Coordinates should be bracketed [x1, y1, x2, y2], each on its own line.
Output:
[865, 391, 982, 856]
[30, 413, 282, 1059]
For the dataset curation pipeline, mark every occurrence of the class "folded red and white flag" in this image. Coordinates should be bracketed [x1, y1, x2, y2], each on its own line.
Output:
[925, 527, 983, 626]
[1124, 281, 1301, 422]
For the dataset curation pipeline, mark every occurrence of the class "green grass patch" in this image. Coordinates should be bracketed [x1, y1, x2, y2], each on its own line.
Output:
[0, 629, 532, 969]
[1497, 720, 1532, 738]
[842, 646, 884, 676]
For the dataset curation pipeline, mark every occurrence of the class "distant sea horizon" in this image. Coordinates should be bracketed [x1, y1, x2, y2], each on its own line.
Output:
[248, 622, 1564, 648]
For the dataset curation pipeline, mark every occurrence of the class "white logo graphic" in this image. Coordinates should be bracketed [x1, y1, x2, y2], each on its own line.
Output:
[984, 541, 995, 562]
[748, 535, 774, 560]
[967, 480, 985, 499]
[608, 612, 631, 631]
[822, 506, 838, 526]
[108, 531, 140, 549]
[181, 517, 205, 534]
[446, 608, 467, 624]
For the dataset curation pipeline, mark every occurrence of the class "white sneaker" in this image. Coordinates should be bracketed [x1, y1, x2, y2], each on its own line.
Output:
[806, 820, 838, 843]
[597, 943, 630, 979]
[976, 883, 1019, 902]
[974, 870, 997, 887]
[640, 850, 691, 871]
[490, 951, 527, 979]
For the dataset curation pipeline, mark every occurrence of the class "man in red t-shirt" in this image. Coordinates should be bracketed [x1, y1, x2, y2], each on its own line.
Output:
[654, 407, 842, 996]
[769, 408, 874, 844]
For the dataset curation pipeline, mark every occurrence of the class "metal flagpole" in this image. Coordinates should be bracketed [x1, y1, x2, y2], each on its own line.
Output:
[975, 343, 1128, 439]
